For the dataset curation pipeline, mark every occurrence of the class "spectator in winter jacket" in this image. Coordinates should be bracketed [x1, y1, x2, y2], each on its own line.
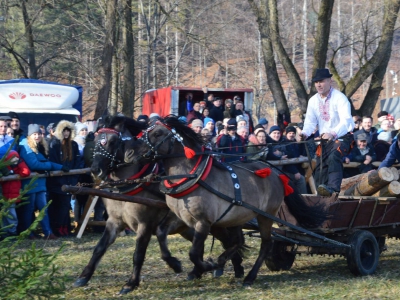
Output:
[47, 120, 84, 236]
[223, 99, 235, 119]
[209, 98, 224, 122]
[283, 126, 307, 194]
[190, 119, 203, 134]
[0, 119, 16, 151]
[218, 119, 245, 162]
[358, 116, 378, 145]
[0, 150, 30, 238]
[378, 132, 400, 169]
[19, 124, 65, 240]
[345, 133, 376, 174]
[187, 102, 203, 124]
[246, 128, 268, 161]
[74, 122, 89, 156]
[374, 131, 392, 162]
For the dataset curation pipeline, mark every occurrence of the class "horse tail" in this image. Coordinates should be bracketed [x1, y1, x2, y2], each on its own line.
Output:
[283, 182, 330, 228]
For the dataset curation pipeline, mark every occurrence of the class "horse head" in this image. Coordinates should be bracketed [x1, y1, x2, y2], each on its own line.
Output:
[124, 115, 205, 165]
[91, 115, 148, 180]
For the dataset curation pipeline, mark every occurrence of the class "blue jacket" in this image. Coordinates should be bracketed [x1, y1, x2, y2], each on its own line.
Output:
[378, 141, 400, 169]
[19, 138, 63, 194]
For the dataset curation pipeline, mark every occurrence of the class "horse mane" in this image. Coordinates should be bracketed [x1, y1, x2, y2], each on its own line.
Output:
[163, 115, 206, 147]
[104, 115, 148, 136]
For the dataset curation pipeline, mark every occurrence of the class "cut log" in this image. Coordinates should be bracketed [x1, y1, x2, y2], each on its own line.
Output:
[340, 173, 369, 193]
[343, 168, 394, 196]
[390, 167, 399, 181]
[371, 181, 400, 197]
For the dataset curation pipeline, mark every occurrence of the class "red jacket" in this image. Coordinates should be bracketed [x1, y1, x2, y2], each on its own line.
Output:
[1, 151, 30, 202]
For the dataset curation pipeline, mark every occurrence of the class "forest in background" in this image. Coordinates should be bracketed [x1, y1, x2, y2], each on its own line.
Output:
[0, 0, 399, 124]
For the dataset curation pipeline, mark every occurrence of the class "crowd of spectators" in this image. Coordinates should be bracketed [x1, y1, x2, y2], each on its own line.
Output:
[0, 111, 101, 241]
[2, 95, 400, 240]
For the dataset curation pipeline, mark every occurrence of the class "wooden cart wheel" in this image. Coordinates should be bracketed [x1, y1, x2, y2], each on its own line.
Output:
[346, 230, 379, 276]
[265, 241, 295, 271]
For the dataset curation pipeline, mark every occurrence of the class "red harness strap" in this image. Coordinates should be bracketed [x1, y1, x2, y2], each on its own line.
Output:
[164, 154, 203, 188]
[168, 157, 213, 198]
[123, 163, 158, 196]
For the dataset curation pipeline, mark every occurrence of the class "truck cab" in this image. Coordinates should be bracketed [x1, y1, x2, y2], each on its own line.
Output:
[141, 86, 254, 117]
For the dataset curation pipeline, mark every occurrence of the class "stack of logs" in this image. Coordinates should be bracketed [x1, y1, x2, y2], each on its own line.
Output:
[340, 167, 400, 197]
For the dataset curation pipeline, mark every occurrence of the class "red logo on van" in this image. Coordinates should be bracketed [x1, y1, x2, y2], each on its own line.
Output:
[9, 92, 27, 100]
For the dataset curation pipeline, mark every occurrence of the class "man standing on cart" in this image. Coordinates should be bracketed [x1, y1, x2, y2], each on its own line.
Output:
[299, 69, 355, 196]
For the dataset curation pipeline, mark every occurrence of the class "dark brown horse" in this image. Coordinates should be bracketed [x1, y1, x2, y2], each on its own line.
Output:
[124, 116, 328, 286]
[74, 116, 244, 294]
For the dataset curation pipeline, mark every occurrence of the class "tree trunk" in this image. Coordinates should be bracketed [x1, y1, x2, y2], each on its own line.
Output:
[358, 24, 394, 116]
[21, 0, 37, 78]
[94, 0, 118, 119]
[247, 0, 288, 119]
[344, 0, 400, 99]
[310, 0, 334, 93]
[121, 0, 135, 117]
[371, 181, 400, 197]
[267, 0, 308, 112]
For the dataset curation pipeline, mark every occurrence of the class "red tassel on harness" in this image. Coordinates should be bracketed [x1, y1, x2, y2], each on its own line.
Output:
[184, 146, 196, 159]
[254, 168, 271, 178]
[278, 174, 294, 196]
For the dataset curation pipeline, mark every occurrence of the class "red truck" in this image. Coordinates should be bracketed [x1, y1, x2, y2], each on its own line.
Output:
[141, 86, 254, 117]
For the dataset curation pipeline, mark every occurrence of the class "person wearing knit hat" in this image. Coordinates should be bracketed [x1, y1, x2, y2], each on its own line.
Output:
[137, 115, 149, 123]
[285, 126, 296, 135]
[190, 119, 203, 134]
[269, 125, 280, 135]
[18, 123, 64, 240]
[203, 117, 215, 137]
[74, 122, 89, 156]
[374, 111, 389, 130]
[223, 99, 234, 119]
[8, 111, 24, 140]
[218, 118, 245, 163]
[28, 124, 41, 136]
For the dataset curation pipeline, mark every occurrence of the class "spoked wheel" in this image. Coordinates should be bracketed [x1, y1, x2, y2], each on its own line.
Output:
[265, 240, 296, 271]
[346, 230, 379, 276]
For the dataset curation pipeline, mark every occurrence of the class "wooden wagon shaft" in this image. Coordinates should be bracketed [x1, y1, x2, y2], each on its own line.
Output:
[0, 168, 91, 182]
[61, 185, 169, 209]
[343, 167, 394, 196]
[371, 181, 400, 197]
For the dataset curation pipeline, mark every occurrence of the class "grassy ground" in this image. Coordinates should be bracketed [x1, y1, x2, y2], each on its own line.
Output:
[17, 231, 400, 300]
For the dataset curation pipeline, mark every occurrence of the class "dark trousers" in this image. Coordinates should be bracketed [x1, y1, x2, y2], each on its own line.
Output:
[314, 137, 352, 191]
[48, 192, 72, 232]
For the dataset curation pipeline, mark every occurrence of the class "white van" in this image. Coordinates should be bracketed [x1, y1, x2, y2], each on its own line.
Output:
[0, 79, 82, 133]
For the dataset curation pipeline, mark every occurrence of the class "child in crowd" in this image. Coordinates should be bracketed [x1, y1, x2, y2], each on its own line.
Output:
[1, 150, 30, 239]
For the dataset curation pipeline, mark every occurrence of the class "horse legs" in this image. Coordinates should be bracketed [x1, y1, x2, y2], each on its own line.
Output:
[210, 226, 245, 278]
[243, 216, 274, 286]
[155, 217, 194, 273]
[187, 222, 216, 280]
[119, 223, 153, 295]
[73, 219, 122, 288]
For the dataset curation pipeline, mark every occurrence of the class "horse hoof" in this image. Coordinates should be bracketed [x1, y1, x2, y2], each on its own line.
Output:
[119, 287, 133, 295]
[242, 281, 253, 288]
[213, 268, 224, 278]
[234, 266, 244, 278]
[187, 273, 201, 281]
[73, 278, 89, 288]
[167, 257, 182, 273]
